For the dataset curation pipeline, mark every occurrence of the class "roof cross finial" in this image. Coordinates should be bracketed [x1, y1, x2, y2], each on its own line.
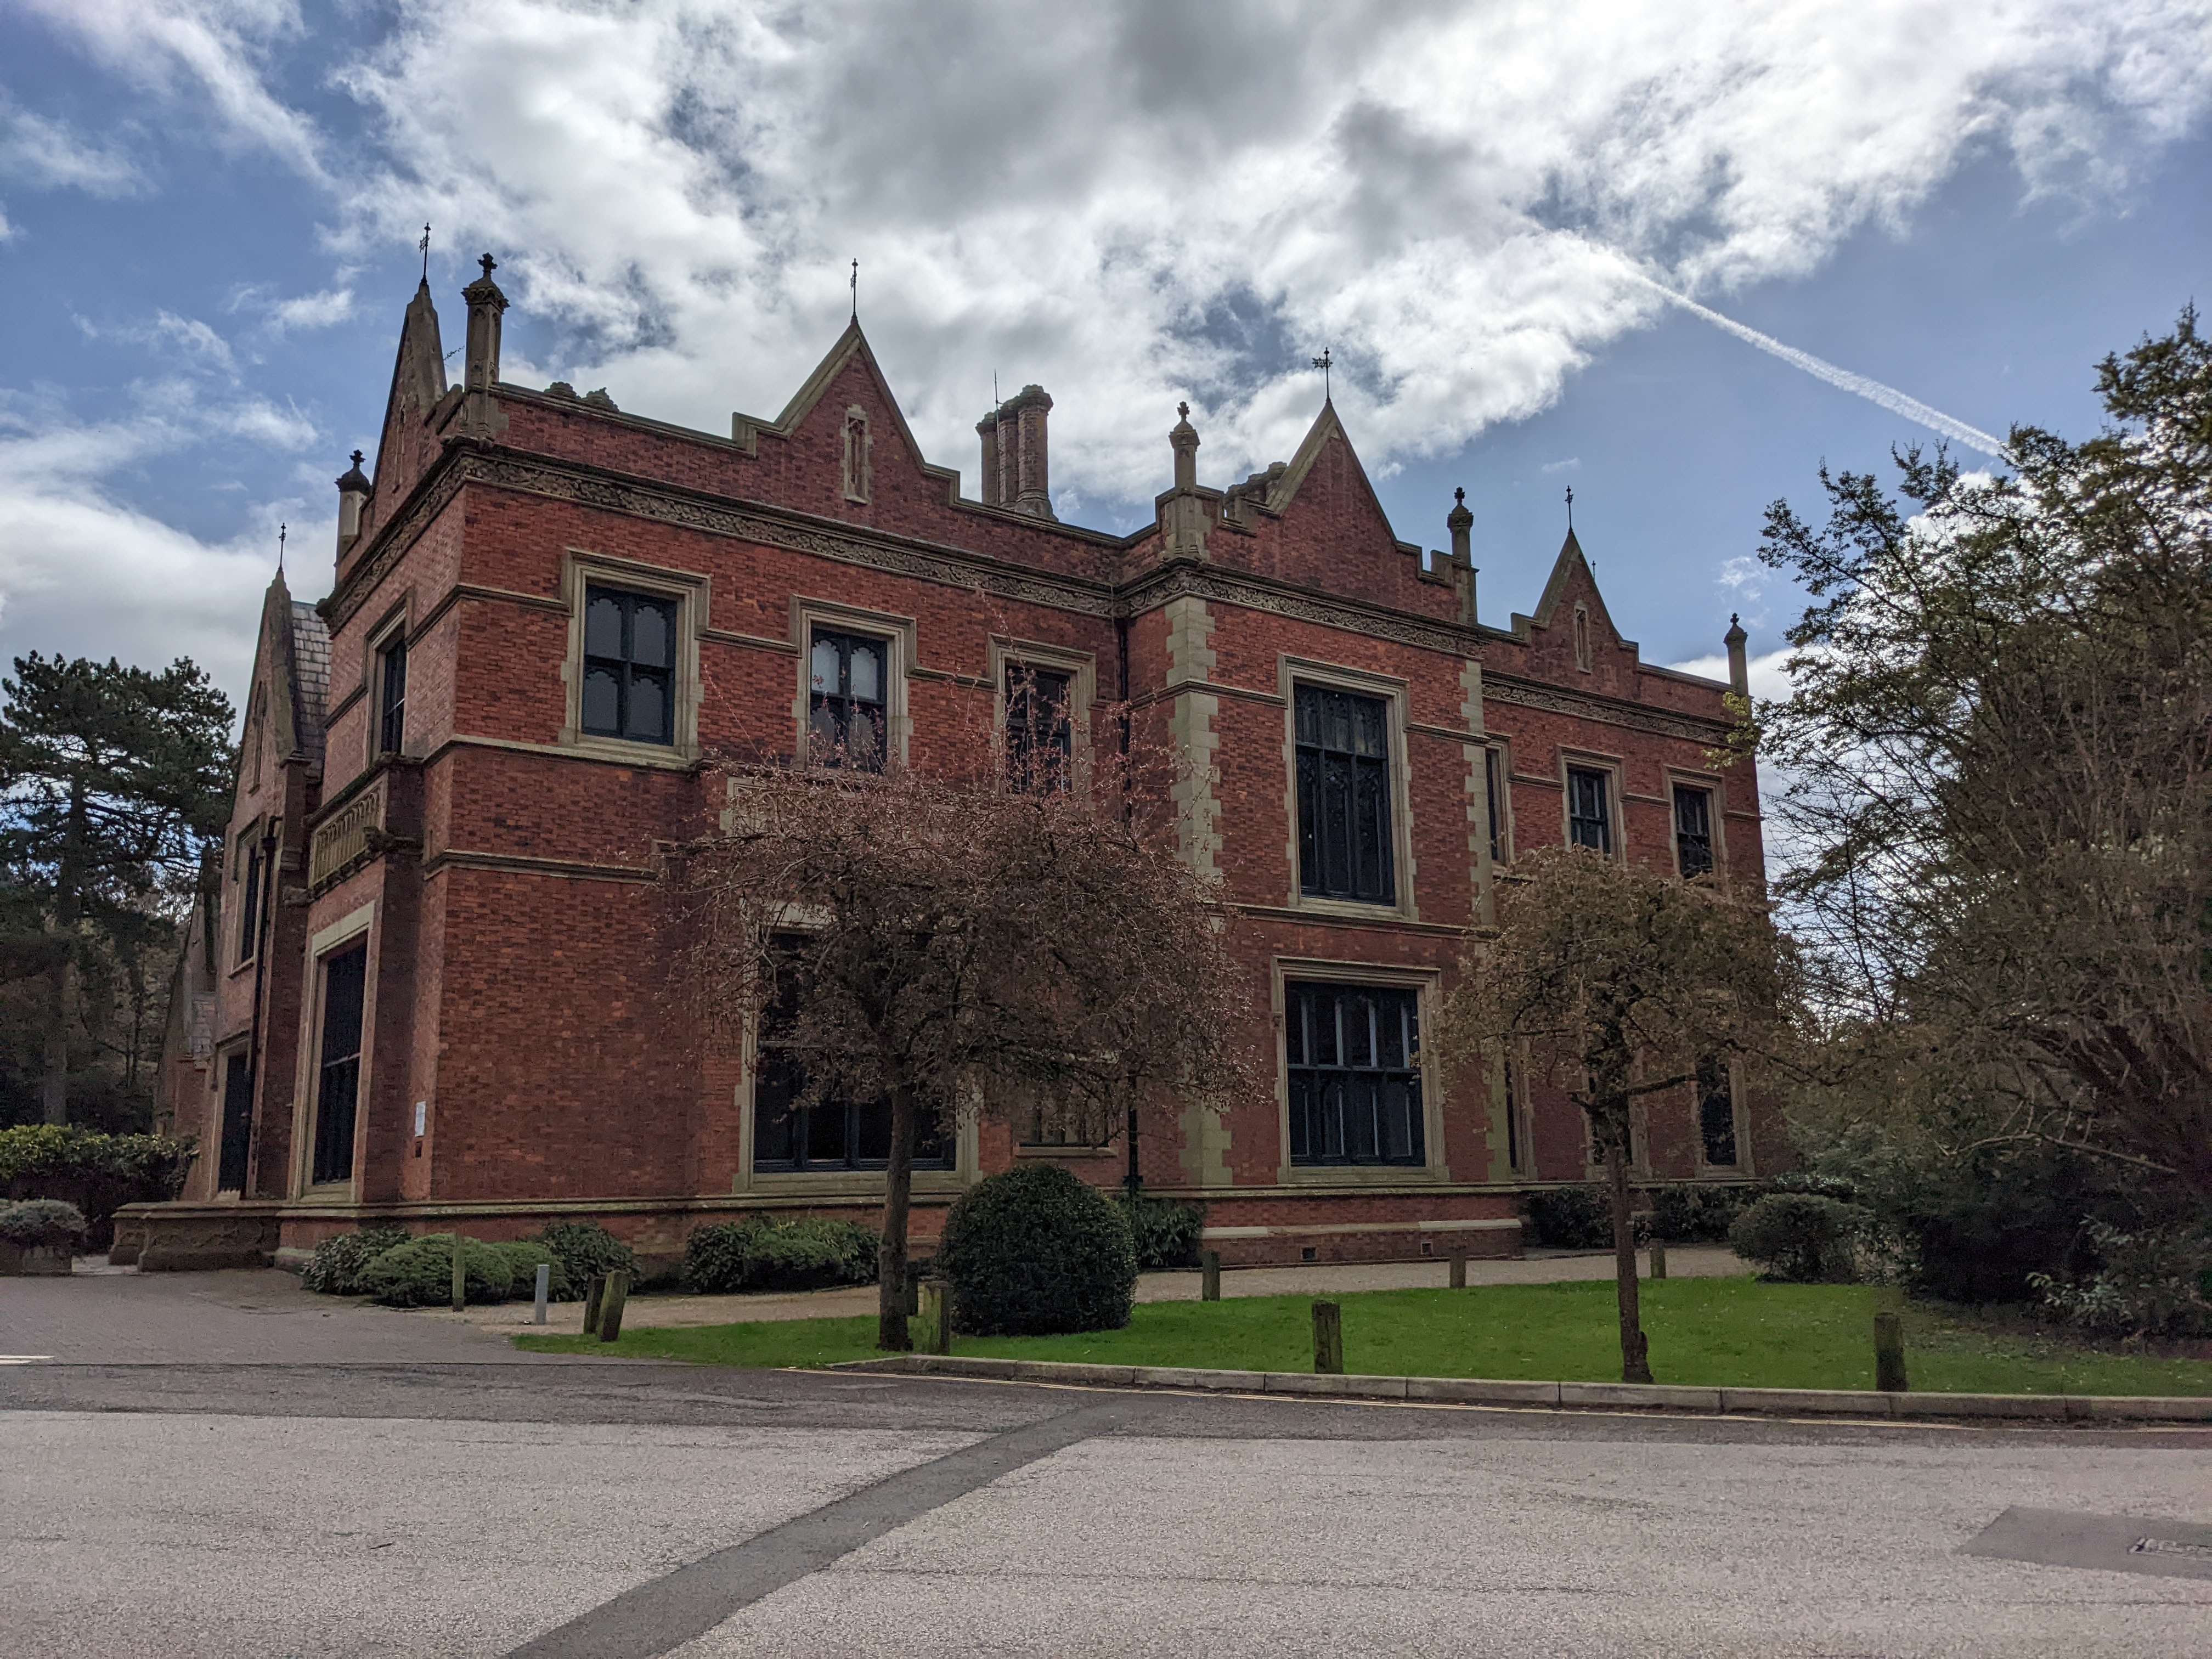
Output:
[277, 521, 286, 573]
[478, 252, 496, 281]
[1565, 485, 1575, 532]
[419, 223, 431, 281]
[1310, 346, 1333, 403]
[850, 257, 859, 321]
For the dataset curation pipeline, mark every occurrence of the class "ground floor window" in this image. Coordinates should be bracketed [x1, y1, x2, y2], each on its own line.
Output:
[1286, 981, 1424, 1166]
[311, 943, 368, 1186]
[1697, 1057, 1739, 1167]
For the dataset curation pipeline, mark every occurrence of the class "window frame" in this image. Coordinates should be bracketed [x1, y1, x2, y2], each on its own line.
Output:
[1277, 658, 1418, 921]
[1696, 1056, 1749, 1173]
[1271, 957, 1447, 1184]
[294, 903, 374, 1196]
[232, 823, 267, 970]
[374, 629, 408, 757]
[1667, 770, 1726, 880]
[1560, 755, 1622, 857]
[582, 585, 681, 749]
[989, 637, 1096, 794]
[789, 598, 915, 771]
[1482, 742, 1513, 867]
[558, 550, 708, 765]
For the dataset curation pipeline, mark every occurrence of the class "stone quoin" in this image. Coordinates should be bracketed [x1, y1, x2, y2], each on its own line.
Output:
[137, 263, 1774, 1273]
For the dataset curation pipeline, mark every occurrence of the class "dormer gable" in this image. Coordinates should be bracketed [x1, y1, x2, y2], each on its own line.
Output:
[731, 321, 962, 516]
[359, 281, 452, 560]
[1512, 528, 1645, 696]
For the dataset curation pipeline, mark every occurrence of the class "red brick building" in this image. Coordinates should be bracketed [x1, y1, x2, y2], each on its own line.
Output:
[132, 262, 1773, 1271]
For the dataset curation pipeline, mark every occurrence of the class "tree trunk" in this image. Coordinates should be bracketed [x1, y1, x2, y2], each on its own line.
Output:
[1605, 1134, 1652, 1384]
[40, 951, 68, 1125]
[877, 1086, 919, 1351]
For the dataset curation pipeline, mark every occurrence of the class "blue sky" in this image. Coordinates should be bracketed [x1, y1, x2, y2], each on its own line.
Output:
[1, 1, 2207, 718]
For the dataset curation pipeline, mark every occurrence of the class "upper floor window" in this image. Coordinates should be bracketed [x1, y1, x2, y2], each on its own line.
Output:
[1567, 766, 1612, 854]
[809, 630, 888, 770]
[1484, 746, 1507, 865]
[1286, 981, 1424, 1166]
[1673, 785, 1714, 878]
[1295, 685, 1395, 904]
[235, 837, 265, 966]
[376, 633, 408, 756]
[1006, 665, 1073, 791]
[1697, 1057, 1739, 1167]
[582, 586, 676, 746]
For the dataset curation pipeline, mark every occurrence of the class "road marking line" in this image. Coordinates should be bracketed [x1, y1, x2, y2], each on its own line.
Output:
[0, 1356, 53, 1364]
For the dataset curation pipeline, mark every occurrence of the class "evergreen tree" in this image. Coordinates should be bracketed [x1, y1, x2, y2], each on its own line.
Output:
[0, 654, 233, 1124]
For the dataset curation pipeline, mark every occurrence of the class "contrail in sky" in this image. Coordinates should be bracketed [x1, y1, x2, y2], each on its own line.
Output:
[1635, 276, 2007, 459]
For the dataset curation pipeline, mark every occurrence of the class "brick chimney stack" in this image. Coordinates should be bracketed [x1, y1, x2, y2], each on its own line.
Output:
[977, 385, 1056, 518]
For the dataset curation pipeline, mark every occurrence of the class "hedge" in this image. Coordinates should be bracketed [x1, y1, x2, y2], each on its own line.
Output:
[0, 1126, 194, 1249]
[683, 1216, 878, 1294]
[1116, 1191, 1207, 1271]
[359, 1234, 516, 1307]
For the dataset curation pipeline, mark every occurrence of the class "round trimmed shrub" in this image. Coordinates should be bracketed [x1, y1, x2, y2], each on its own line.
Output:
[359, 1234, 515, 1306]
[491, 1241, 574, 1301]
[1729, 1193, 1871, 1283]
[938, 1164, 1137, 1336]
[683, 1216, 878, 1294]
[535, 1221, 636, 1293]
[0, 1198, 87, 1249]
[300, 1224, 410, 1295]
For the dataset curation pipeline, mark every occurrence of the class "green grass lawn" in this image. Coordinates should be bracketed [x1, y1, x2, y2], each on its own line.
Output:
[514, 1278, 2212, 1397]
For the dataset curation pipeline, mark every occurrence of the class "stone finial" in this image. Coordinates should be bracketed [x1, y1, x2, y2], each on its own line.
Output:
[1725, 612, 1750, 699]
[1448, 487, 1476, 625]
[461, 252, 509, 396]
[1170, 400, 1199, 492]
[335, 449, 372, 562]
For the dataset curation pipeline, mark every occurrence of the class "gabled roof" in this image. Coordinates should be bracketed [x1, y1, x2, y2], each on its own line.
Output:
[244, 569, 329, 776]
[370, 279, 449, 490]
[735, 320, 951, 487]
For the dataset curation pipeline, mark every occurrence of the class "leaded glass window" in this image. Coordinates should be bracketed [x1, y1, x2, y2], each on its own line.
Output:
[1295, 686, 1395, 904]
[1286, 982, 1424, 1167]
[581, 586, 676, 745]
[808, 630, 888, 770]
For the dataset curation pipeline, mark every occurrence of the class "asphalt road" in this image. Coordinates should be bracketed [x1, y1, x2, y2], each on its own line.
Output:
[4, 1273, 2210, 1657]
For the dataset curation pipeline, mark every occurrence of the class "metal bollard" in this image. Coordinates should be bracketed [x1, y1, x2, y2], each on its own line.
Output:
[1312, 1299, 1344, 1375]
[1449, 1250, 1467, 1290]
[598, 1271, 630, 1342]
[1874, 1310, 1909, 1392]
[533, 1262, 550, 1325]
[1201, 1250, 1221, 1302]
[450, 1235, 467, 1312]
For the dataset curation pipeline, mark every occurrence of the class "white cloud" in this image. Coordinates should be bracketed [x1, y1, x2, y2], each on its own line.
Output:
[18, 0, 328, 184]
[0, 389, 324, 710]
[267, 287, 356, 332]
[1668, 645, 1796, 708]
[303, 0, 2212, 509]
[0, 102, 144, 198]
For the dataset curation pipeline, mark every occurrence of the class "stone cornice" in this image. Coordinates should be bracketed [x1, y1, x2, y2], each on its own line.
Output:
[321, 444, 1735, 747]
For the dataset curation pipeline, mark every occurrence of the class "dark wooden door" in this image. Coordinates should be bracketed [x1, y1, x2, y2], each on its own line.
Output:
[217, 1052, 253, 1192]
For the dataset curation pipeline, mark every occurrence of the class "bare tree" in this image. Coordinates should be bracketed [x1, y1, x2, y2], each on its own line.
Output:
[668, 718, 1257, 1351]
[1441, 847, 1798, 1382]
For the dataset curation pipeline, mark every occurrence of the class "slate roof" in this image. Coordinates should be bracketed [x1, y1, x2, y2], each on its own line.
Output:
[288, 600, 330, 761]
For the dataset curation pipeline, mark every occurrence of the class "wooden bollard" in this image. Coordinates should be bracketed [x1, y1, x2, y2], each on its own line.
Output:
[598, 1271, 630, 1342]
[1448, 1250, 1467, 1290]
[533, 1262, 551, 1325]
[450, 1235, 467, 1312]
[1201, 1250, 1221, 1302]
[918, 1282, 953, 1355]
[581, 1272, 607, 1336]
[1312, 1299, 1344, 1375]
[1649, 1237, 1668, 1280]
[903, 1260, 925, 1317]
[1874, 1310, 1909, 1392]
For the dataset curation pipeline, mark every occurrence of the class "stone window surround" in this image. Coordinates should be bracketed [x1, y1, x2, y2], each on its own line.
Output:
[1277, 656, 1420, 923]
[363, 597, 411, 768]
[291, 900, 375, 1200]
[1664, 765, 1728, 880]
[790, 596, 916, 770]
[557, 549, 710, 768]
[1481, 738, 1514, 868]
[1558, 746, 1626, 860]
[1269, 955, 1449, 1186]
[987, 634, 1097, 788]
[1489, 1038, 1535, 1181]
[228, 815, 271, 977]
